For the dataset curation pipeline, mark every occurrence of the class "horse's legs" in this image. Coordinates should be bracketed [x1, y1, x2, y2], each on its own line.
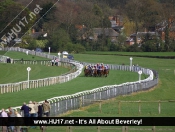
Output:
[105, 73, 107, 77]
[89, 69, 92, 76]
[99, 70, 102, 77]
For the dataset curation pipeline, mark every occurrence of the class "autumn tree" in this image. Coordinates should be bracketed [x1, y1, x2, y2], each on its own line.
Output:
[125, 0, 163, 44]
[0, 0, 36, 46]
[125, 0, 145, 44]
[160, 1, 175, 51]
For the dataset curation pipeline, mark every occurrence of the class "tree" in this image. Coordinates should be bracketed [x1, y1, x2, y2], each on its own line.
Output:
[47, 28, 71, 52]
[0, 0, 36, 46]
[125, 0, 162, 43]
[141, 0, 162, 31]
[57, 0, 79, 33]
[160, 2, 175, 51]
[125, 0, 145, 44]
[36, 2, 56, 30]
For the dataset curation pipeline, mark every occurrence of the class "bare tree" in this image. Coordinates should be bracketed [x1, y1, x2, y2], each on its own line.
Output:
[56, 0, 79, 33]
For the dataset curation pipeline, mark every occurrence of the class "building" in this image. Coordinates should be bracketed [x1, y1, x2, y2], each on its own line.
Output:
[126, 32, 159, 45]
[89, 28, 119, 42]
[109, 15, 124, 33]
[156, 19, 175, 41]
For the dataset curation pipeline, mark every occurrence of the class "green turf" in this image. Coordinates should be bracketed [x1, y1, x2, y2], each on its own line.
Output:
[1, 51, 175, 132]
[62, 53, 175, 117]
[1, 52, 175, 108]
[65, 99, 175, 117]
[0, 63, 69, 84]
[83, 51, 175, 56]
[0, 70, 139, 108]
[72, 53, 175, 100]
[41, 53, 175, 131]
[0, 51, 6, 55]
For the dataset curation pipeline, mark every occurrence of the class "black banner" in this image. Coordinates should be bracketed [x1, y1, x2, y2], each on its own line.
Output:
[0, 117, 175, 126]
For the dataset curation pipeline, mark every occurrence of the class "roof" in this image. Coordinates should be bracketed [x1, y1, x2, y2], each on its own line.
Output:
[93, 28, 119, 37]
[30, 32, 44, 38]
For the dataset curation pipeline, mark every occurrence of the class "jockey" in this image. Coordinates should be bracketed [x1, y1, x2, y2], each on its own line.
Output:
[88, 64, 91, 69]
[89, 65, 93, 75]
[106, 65, 109, 70]
[99, 65, 103, 71]
[101, 63, 104, 70]
[85, 65, 88, 69]
[94, 65, 96, 69]
[97, 65, 101, 70]
[91, 65, 94, 70]
[104, 65, 108, 70]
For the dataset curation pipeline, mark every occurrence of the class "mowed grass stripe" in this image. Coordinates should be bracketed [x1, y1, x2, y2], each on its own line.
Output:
[0, 63, 69, 84]
[0, 51, 49, 60]
[0, 70, 139, 108]
[84, 51, 175, 56]
[72, 54, 175, 100]
[2, 51, 175, 117]
[60, 53, 175, 118]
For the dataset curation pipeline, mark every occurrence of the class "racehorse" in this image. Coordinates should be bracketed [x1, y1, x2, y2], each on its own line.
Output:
[103, 69, 109, 77]
[84, 68, 94, 77]
[93, 69, 98, 77]
[97, 69, 103, 77]
[84, 68, 90, 77]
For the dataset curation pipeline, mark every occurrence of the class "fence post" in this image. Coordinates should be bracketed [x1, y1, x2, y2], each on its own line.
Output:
[79, 97, 82, 108]
[138, 100, 141, 114]
[122, 126, 125, 132]
[125, 126, 128, 132]
[152, 126, 156, 132]
[67, 126, 72, 132]
[97, 126, 100, 132]
[99, 102, 102, 113]
[158, 100, 161, 114]
[118, 101, 121, 114]
[66, 126, 69, 132]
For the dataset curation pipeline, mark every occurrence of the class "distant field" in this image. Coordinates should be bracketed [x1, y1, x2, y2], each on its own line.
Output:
[0, 51, 49, 60]
[83, 51, 175, 57]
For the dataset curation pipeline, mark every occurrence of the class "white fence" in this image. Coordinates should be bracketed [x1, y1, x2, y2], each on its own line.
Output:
[0, 47, 158, 116]
[0, 60, 83, 94]
[0, 47, 84, 94]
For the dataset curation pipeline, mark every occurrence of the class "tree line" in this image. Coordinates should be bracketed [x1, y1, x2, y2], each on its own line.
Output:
[0, 0, 175, 52]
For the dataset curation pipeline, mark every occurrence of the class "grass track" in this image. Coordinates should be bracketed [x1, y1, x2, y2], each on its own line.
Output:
[0, 63, 69, 84]
[1, 51, 175, 131]
[0, 51, 49, 60]
[42, 52, 175, 131]
[0, 70, 139, 108]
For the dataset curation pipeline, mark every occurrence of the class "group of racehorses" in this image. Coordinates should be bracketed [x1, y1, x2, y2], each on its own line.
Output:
[84, 67, 109, 77]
